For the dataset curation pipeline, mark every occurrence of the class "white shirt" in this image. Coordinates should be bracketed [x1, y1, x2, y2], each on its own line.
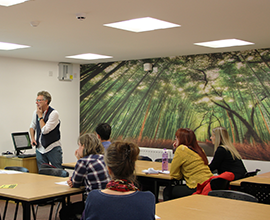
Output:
[30, 108, 61, 154]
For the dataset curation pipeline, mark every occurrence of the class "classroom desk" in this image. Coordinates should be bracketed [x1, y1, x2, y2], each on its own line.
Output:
[230, 171, 270, 187]
[0, 156, 38, 173]
[156, 194, 270, 220]
[62, 160, 173, 202]
[0, 171, 84, 220]
[63, 160, 172, 179]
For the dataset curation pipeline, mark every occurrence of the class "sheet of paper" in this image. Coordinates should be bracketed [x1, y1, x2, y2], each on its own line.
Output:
[142, 168, 170, 174]
[55, 181, 68, 186]
[0, 170, 23, 174]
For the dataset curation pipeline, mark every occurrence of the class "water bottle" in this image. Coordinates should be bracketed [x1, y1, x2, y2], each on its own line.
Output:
[162, 148, 168, 171]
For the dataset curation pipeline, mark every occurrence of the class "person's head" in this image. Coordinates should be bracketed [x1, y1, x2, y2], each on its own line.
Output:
[175, 128, 208, 165]
[36, 91, 51, 110]
[77, 133, 104, 158]
[95, 123, 111, 141]
[211, 126, 241, 159]
[104, 141, 139, 182]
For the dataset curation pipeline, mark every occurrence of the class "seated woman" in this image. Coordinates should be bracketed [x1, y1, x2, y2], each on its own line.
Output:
[82, 141, 156, 220]
[60, 133, 111, 220]
[209, 126, 247, 180]
[163, 128, 213, 200]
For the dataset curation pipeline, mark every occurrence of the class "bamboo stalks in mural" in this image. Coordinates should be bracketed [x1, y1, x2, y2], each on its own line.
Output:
[80, 48, 270, 161]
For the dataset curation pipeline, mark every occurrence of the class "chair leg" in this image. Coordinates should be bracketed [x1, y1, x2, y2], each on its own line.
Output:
[54, 202, 61, 220]
[13, 202, 19, 220]
[31, 205, 36, 220]
[3, 200, 9, 220]
[49, 203, 55, 220]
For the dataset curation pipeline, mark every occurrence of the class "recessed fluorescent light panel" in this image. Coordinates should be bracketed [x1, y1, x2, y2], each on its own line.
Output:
[0, 42, 30, 50]
[0, 0, 29, 6]
[66, 53, 113, 60]
[104, 17, 180, 33]
[194, 39, 254, 48]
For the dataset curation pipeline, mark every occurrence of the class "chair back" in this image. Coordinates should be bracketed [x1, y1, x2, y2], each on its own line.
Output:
[244, 169, 261, 178]
[208, 190, 258, 203]
[241, 181, 270, 204]
[210, 178, 229, 190]
[138, 156, 152, 161]
[4, 166, 29, 173]
[39, 168, 69, 177]
[154, 158, 173, 163]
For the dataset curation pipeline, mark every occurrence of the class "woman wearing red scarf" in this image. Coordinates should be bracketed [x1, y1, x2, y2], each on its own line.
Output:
[82, 141, 155, 220]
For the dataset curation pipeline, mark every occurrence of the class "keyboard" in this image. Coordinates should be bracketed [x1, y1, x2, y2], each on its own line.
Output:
[18, 154, 36, 158]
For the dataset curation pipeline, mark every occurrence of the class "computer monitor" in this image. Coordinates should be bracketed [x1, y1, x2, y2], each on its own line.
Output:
[11, 132, 32, 156]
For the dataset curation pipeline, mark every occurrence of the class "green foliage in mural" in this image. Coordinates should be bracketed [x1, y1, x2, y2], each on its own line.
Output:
[80, 49, 270, 160]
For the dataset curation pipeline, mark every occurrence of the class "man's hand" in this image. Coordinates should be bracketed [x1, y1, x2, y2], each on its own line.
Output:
[31, 139, 37, 146]
[36, 106, 43, 118]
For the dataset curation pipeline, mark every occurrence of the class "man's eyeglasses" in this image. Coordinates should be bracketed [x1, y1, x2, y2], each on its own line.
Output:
[36, 99, 44, 102]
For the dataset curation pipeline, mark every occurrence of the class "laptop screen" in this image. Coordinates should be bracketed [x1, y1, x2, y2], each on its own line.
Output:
[11, 132, 32, 155]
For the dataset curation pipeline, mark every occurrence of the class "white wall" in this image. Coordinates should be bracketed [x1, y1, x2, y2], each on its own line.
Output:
[0, 56, 80, 163]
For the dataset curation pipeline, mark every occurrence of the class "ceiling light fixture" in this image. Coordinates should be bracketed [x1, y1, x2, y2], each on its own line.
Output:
[0, 42, 30, 50]
[0, 0, 29, 7]
[30, 21, 40, 27]
[194, 39, 254, 48]
[66, 53, 112, 60]
[104, 17, 180, 33]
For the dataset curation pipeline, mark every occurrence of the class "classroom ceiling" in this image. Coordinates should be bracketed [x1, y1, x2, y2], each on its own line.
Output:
[0, 0, 270, 64]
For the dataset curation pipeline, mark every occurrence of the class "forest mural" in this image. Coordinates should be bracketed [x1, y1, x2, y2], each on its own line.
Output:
[80, 48, 270, 161]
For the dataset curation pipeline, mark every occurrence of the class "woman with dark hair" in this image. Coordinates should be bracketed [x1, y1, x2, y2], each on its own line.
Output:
[209, 126, 247, 180]
[82, 141, 155, 220]
[163, 128, 213, 200]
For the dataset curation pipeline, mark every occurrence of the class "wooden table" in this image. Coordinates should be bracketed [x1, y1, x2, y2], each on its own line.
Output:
[156, 194, 270, 220]
[0, 156, 38, 173]
[63, 160, 172, 179]
[63, 160, 173, 202]
[0, 171, 84, 220]
[230, 171, 270, 187]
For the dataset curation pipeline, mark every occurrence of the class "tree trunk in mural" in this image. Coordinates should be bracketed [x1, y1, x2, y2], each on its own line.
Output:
[80, 61, 126, 102]
[211, 100, 263, 144]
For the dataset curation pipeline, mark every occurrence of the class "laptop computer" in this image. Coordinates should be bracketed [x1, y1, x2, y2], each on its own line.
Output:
[11, 132, 36, 157]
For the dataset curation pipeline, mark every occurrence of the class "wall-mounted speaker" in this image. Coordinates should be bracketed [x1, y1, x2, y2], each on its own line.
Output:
[58, 63, 73, 81]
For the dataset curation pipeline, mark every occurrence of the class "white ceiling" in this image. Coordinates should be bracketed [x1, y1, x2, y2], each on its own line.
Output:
[0, 0, 270, 64]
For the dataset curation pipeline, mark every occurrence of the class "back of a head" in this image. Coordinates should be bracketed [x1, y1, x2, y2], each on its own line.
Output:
[105, 141, 139, 182]
[78, 133, 104, 156]
[96, 123, 111, 141]
[175, 128, 208, 165]
[212, 126, 241, 159]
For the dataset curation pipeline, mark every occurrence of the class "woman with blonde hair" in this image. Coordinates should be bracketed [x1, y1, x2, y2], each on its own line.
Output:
[60, 133, 110, 220]
[209, 127, 247, 180]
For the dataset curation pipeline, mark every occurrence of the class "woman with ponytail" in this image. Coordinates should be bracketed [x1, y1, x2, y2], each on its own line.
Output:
[82, 141, 155, 220]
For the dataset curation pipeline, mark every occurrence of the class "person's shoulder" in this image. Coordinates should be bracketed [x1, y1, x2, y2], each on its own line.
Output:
[217, 145, 227, 152]
[137, 191, 155, 199]
[176, 144, 188, 152]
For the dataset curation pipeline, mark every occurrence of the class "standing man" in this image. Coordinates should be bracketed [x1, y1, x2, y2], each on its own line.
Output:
[95, 123, 111, 150]
[29, 91, 63, 170]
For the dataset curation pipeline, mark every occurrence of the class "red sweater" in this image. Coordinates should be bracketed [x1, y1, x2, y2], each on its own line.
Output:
[193, 171, 235, 195]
